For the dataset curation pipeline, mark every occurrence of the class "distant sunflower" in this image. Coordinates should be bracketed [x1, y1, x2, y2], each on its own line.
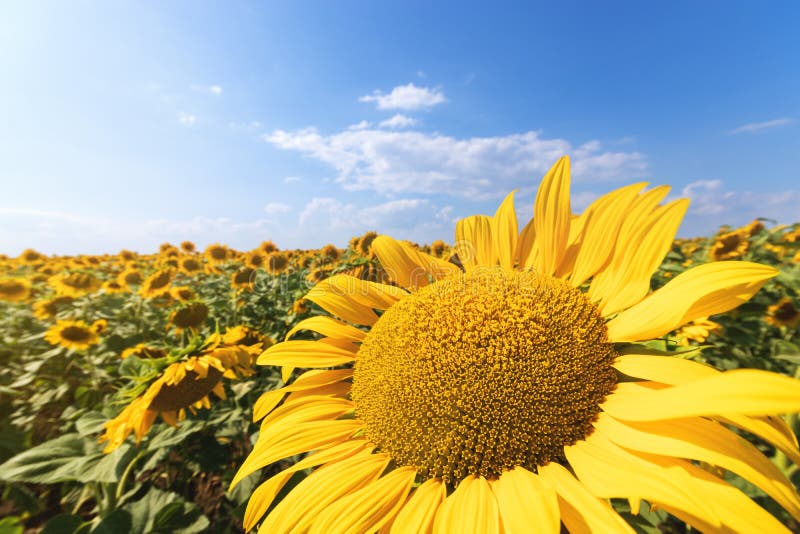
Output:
[231, 268, 256, 290]
[234, 156, 800, 533]
[170, 286, 196, 302]
[205, 243, 231, 264]
[356, 231, 378, 257]
[742, 219, 766, 237]
[19, 248, 45, 264]
[245, 250, 266, 270]
[259, 240, 278, 254]
[178, 256, 203, 275]
[321, 244, 340, 262]
[0, 277, 31, 303]
[45, 320, 100, 351]
[139, 269, 173, 299]
[100, 342, 260, 452]
[121, 343, 168, 360]
[766, 297, 800, 329]
[169, 302, 210, 331]
[222, 325, 274, 348]
[32, 295, 74, 320]
[118, 249, 138, 262]
[180, 241, 196, 253]
[266, 252, 289, 275]
[102, 280, 126, 294]
[50, 272, 102, 297]
[674, 316, 722, 346]
[429, 239, 449, 258]
[118, 268, 144, 287]
[710, 229, 749, 261]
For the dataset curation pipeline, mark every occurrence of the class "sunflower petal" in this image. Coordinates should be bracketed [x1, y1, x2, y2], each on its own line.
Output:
[286, 316, 366, 342]
[538, 462, 634, 534]
[613, 353, 718, 384]
[489, 467, 560, 534]
[390, 478, 446, 534]
[310, 467, 417, 534]
[492, 190, 518, 270]
[434, 475, 500, 534]
[515, 218, 537, 268]
[606, 261, 777, 342]
[601, 369, 800, 421]
[455, 215, 495, 270]
[533, 156, 571, 276]
[257, 340, 356, 367]
[373, 235, 458, 291]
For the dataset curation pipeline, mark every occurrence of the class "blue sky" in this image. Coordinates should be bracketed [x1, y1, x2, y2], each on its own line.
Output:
[2, 1, 798, 255]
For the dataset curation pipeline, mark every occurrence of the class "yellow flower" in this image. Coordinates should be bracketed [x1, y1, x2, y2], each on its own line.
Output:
[222, 325, 274, 348]
[120, 343, 168, 359]
[32, 295, 74, 320]
[91, 319, 108, 334]
[117, 268, 144, 287]
[709, 229, 749, 261]
[49, 272, 102, 297]
[233, 156, 800, 533]
[180, 240, 196, 253]
[45, 320, 100, 351]
[231, 268, 256, 290]
[244, 250, 266, 270]
[102, 280, 127, 294]
[18, 248, 45, 264]
[674, 317, 721, 346]
[139, 269, 173, 299]
[265, 252, 289, 275]
[741, 219, 765, 237]
[321, 244, 340, 262]
[205, 243, 231, 264]
[259, 240, 278, 254]
[169, 302, 209, 331]
[169, 286, 195, 302]
[178, 256, 203, 275]
[766, 297, 800, 329]
[0, 277, 31, 303]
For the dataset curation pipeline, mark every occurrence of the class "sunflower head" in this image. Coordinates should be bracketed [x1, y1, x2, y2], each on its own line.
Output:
[205, 243, 230, 264]
[139, 269, 173, 298]
[103, 280, 126, 294]
[710, 229, 749, 261]
[180, 241, 196, 253]
[169, 286, 196, 302]
[355, 231, 378, 257]
[259, 240, 278, 254]
[118, 249, 138, 262]
[266, 252, 289, 275]
[33, 295, 74, 320]
[50, 272, 102, 297]
[766, 297, 800, 328]
[222, 325, 273, 347]
[118, 268, 144, 287]
[45, 320, 100, 351]
[321, 244, 340, 261]
[178, 256, 203, 274]
[19, 248, 45, 264]
[121, 343, 168, 359]
[231, 268, 256, 290]
[245, 250, 266, 269]
[0, 277, 31, 303]
[169, 302, 210, 331]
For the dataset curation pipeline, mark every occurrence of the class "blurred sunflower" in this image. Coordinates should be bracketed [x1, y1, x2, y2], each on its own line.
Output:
[259, 240, 278, 254]
[169, 302, 210, 331]
[18, 248, 45, 264]
[32, 295, 74, 320]
[50, 272, 102, 297]
[266, 252, 289, 275]
[170, 286, 196, 302]
[45, 319, 100, 351]
[673, 316, 722, 346]
[121, 343, 168, 359]
[355, 231, 378, 257]
[101, 340, 260, 452]
[321, 244, 340, 262]
[245, 250, 266, 270]
[118, 249, 138, 262]
[742, 219, 766, 237]
[180, 240, 196, 253]
[222, 325, 274, 348]
[178, 256, 203, 275]
[118, 267, 144, 287]
[0, 277, 31, 303]
[139, 269, 173, 299]
[709, 229, 749, 261]
[205, 243, 231, 264]
[232, 268, 256, 290]
[766, 297, 800, 329]
[234, 156, 800, 533]
[102, 280, 126, 294]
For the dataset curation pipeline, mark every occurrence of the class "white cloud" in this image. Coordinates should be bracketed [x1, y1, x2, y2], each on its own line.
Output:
[680, 180, 730, 215]
[379, 114, 418, 129]
[348, 120, 372, 131]
[263, 202, 291, 216]
[178, 112, 197, 126]
[359, 83, 446, 110]
[265, 127, 647, 200]
[728, 118, 793, 134]
[283, 176, 301, 183]
[190, 84, 223, 96]
[299, 197, 428, 227]
[209, 85, 223, 95]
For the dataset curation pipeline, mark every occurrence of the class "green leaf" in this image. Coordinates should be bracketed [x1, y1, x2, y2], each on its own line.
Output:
[0, 517, 23, 534]
[144, 420, 205, 451]
[75, 411, 108, 437]
[90, 510, 132, 534]
[40, 514, 85, 534]
[113, 489, 209, 534]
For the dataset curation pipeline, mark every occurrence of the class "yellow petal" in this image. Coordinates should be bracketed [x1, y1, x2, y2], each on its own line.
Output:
[594, 413, 800, 521]
[492, 190, 518, 270]
[718, 413, 800, 466]
[310, 466, 417, 534]
[613, 353, 718, 384]
[533, 156, 571, 276]
[598, 199, 689, 315]
[434, 475, 500, 534]
[489, 467, 560, 534]
[565, 432, 720, 529]
[286, 316, 366, 342]
[515, 218, 536, 268]
[602, 369, 800, 421]
[569, 182, 647, 286]
[390, 478, 446, 534]
[252, 369, 353, 422]
[373, 235, 459, 290]
[232, 419, 361, 488]
[606, 261, 777, 342]
[257, 340, 356, 367]
[259, 452, 390, 534]
[455, 215, 495, 269]
[537, 462, 634, 534]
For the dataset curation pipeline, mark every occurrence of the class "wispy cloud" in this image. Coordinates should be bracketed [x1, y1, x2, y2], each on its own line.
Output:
[283, 176, 301, 183]
[263, 202, 291, 216]
[728, 117, 793, 134]
[178, 112, 197, 126]
[379, 114, 418, 129]
[265, 127, 647, 200]
[359, 83, 446, 110]
[190, 84, 223, 96]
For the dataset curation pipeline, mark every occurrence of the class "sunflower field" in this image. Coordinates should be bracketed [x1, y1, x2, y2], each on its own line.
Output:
[2, 175, 800, 532]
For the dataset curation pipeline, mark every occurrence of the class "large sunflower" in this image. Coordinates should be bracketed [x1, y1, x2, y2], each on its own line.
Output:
[233, 156, 800, 533]
[44, 319, 101, 351]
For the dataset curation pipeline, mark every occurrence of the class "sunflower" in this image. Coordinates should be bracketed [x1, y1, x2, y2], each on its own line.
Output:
[139, 269, 173, 299]
[321, 244, 340, 262]
[169, 302, 210, 331]
[766, 297, 800, 329]
[233, 156, 800, 533]
[0, 277, 31, 303]
[178, 256, 203, 275]
[259, 240, 278, 254]
[170, 286, 196, 302]
[45, 320, 100, 351]
[120, 343, 168, 359]
[100, 341, 260, 452]
[118, 249, 138, 262]
[232, 268, 256, 290]
[32, 295, 74, 320]
[742, 219, 766, 237]
[266, 252, 289, 275]
[222, 325, 274, 348]
[354, 231, 378, 257]
[205, 243, 231, 264]
[245, 250, 267, 270]
[118, 268, 144, 287]
[50, 272, 102, 297]
[428, 239, 450, 259]
[674, 316, 722, 346]
[102, 280, 126, 294]
[18, 248, 45, 264]
[180, 240, 196, 253]
[709, 229, 749, 261]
